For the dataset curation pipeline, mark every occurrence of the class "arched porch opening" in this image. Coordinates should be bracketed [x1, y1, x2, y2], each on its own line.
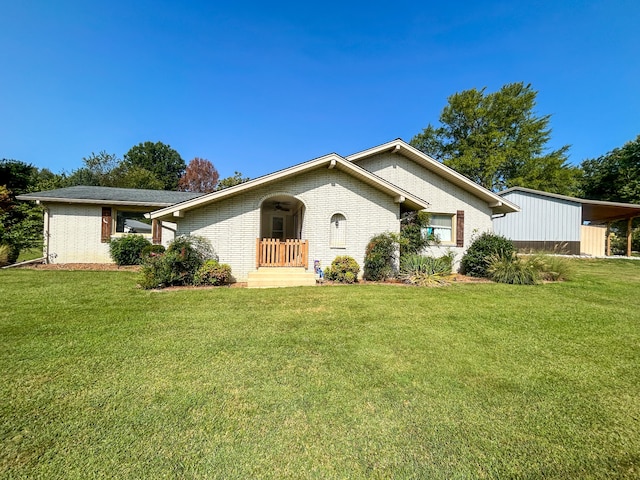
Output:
[257, 195, 308, 267]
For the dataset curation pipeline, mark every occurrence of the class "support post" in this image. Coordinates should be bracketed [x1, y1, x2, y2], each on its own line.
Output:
[628, 217, 633, 257]
[606, 223, 612, 256]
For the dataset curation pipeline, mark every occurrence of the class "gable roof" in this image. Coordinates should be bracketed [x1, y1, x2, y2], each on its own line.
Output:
[16, 186, 203, 207]
[149, 153, 431, 220]
[346, 139, 520, 214]
[498, 186, 640, 223]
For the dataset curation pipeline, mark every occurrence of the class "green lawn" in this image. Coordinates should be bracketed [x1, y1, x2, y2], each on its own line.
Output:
[1, 260, 639, 479]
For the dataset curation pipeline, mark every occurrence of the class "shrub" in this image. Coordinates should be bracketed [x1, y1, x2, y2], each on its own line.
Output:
[324, 256, 360, 283]
[109, 235, 152, 266]
[399, 253, 454, 286]
[363, 232, 397, 281]
[399, 211, 432, 256]
[138, 235, 217, 289]
[138, 252, 179, 289]
[486, 252, 538, 285]
[193, 260, 232, 286]
[141, 244, 166, 258]
[461, 232, 515, 277]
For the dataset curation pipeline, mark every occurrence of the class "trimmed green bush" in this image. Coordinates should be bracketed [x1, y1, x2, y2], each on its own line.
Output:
[109, 235, 152, 266]
[363, 233, 397, 281]
[194, 260, 232, 286]
[324, 256, 360, 283]
[461, 232, 515, 277]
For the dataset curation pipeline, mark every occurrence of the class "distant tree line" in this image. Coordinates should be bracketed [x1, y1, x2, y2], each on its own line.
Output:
[0, 141, 249, 263]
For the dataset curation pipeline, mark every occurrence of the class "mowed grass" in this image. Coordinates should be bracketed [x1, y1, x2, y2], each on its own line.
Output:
[1, 260, 639, 479]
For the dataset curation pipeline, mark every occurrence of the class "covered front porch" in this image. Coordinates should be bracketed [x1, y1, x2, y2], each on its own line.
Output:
[248, 194, 315, 288]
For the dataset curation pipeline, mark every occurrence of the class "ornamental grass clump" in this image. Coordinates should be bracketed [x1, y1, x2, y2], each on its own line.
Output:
[486, 252, 538, 285]
[324, 256, 360, 283]
[526, 253, 573, 281]
[399, 253, 454, 287]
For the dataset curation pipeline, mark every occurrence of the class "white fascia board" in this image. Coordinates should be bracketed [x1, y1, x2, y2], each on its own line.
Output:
[149, 153, 344, 219]
[500, 186, 640, 209]
[149, 152, 431, 219]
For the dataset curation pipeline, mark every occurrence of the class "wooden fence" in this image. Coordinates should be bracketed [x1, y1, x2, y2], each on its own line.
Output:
[256, 238, 308, 267]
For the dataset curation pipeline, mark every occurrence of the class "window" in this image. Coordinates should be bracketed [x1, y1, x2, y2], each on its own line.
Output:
[330, 213, 346, 247]
[115, 211, 152, 234]
[424, 214, 454, 243]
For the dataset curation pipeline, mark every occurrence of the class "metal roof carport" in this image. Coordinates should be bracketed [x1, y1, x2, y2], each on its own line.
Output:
[499, 187, 640, 256]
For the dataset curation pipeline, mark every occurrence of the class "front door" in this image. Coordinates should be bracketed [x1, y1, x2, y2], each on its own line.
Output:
[271, 215, 285, 240]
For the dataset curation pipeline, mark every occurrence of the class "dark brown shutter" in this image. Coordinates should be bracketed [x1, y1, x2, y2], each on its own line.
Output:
[456, 210, 465, 248]
[152, 219, 162, 245]
[101, 207, 112, 243]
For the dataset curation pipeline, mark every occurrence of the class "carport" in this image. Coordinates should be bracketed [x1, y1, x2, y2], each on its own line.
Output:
[581, 198, 640, 256]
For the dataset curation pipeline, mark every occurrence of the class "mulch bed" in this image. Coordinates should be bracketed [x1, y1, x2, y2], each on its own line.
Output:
[25, 263, 141, 271]
[18, 263, 492, 286]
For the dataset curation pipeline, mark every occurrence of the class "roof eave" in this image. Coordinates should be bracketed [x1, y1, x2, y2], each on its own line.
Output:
[15, 195, 174, 207]
[150, 154, 431, 219]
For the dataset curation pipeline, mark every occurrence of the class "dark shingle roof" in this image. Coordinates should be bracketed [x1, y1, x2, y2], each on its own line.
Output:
[16, 186, 203, 207]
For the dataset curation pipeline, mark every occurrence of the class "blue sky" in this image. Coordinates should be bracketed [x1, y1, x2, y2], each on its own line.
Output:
[1, 0, 638, 180]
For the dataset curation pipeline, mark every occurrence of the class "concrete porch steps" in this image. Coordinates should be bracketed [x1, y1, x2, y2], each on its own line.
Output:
[247, 267, 317, 288]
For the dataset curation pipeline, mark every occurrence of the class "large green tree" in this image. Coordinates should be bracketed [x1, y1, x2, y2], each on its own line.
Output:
[410, 82, 580, 194]
[0, 159, 48, 262]
[581, 134, 640, 204]
[65, 151, 164, 189]
[123, 141, 186, 190]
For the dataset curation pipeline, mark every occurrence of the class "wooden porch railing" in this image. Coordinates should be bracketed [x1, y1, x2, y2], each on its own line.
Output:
[256, 238, 308, 267]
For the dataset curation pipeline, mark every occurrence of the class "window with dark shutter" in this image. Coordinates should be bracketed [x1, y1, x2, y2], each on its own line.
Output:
[456, 210, 465, 247]
[101, 207, 112, 243]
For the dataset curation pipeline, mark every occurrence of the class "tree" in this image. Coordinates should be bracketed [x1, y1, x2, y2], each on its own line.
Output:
[0, 159, 44, 262]
[410, 82, 579, 194]
[106, 164, 164, 190]
[581, 134, 640, 204]
[65, 151, 164, 189]
[581, 135, 640, 253]
[64, 151, 121, 187]
[123, 141, 186, 190]
[178, 158, 220, 193]
[216, 171, 250, 190]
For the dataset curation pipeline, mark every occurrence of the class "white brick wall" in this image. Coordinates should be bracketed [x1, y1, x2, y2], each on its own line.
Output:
[177, 167, 400, 281]
[47, 204, 112, 263]
[46, 204, 177, 263]
[356, 152, 495, 266]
